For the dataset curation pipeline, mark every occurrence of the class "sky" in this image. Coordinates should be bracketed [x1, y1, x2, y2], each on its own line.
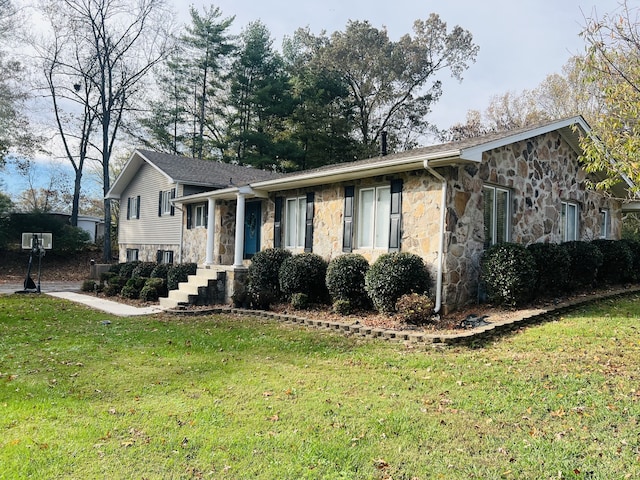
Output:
[2, 0, 626, 198]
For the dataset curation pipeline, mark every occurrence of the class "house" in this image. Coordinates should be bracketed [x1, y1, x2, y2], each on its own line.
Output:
[105, 149, 283, 264]
[162, 116, 633, 312]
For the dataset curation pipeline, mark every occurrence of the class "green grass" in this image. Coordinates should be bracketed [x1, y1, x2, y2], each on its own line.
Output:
[1, 294, 639, 479]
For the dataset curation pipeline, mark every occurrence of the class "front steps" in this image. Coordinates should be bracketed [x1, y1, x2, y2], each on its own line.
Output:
[159, 268, 227, 309]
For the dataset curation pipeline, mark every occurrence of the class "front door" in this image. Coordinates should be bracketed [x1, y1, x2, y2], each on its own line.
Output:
[243, 201, 261, 259]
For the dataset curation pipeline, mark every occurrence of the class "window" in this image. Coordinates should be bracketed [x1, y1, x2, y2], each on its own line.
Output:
[483, 185, 510, 248]
[357, 186, 390, 249]
[561, 201, 579, 241]
[126, 248, 139, 262]
[156, 249, 174, 264]
[285, 197, 306, 248]
[127, 196, 140, 220]
[159, 189, 174, 216]
[194, 204, 206, 228]
[600, 209, 610, 239]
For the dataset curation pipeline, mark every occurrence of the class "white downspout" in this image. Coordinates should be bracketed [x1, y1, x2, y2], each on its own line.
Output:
[424, 162, 447, 314]
[205, 197, 215, 265]
[175, 182, 184, 264]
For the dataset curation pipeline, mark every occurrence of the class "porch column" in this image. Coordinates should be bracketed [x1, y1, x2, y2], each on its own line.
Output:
[233, 192, 246, 267]
[205, 197, 215, 265]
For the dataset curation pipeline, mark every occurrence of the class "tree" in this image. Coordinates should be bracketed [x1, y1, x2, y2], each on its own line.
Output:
[227, 21, 296, 169]
[579, 0, 640, 195]
[302, 15, 479, 156]
[37, 0, 174, 261]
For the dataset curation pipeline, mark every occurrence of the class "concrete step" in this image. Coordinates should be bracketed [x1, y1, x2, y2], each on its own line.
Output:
[159, 267, 227, 309]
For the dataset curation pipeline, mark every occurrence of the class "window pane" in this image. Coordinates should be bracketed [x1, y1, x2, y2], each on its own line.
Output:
[561, 202, 567, 241]
[600, 210, 608, 238]
[357, 189, 374, 248]
[496, 189, 508, 243]
[297, 197, 306, 248]
[375, 187, 390, 248]
[483, 188, 494, 248]
[567, 204, 577, 240]
[285, 198, 298, 247]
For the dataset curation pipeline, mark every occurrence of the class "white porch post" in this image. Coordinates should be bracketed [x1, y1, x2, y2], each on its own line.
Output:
[233, 192, 246, 267]
[205, 197, 215, 265]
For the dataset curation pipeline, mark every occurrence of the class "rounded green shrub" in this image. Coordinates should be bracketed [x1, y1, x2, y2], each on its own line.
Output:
[395, 293, 434, 325]
[132, 262, 156, 278]
[150, 263, 171, 281]
[620, 239, 640, 282]
[108, 263, 123, 275]
[591, 239, 633, 284]
[81, 279, 97, 292]
[562, 241, 603, 290]
[332, 299, 352, 315]
[481, 243, 537, 307]
[103, 275, 126, 297]
[526, 242, 570, 294]
[119, 261, 140, 279]
[121, 277, 147, 299]
[247, 248, 292, 308]
[167, 263, 197, 290]
[291, 292, 310, 310]
[365, 252, 431, 313]
[140, 277, 166, 302]
[325, 254, 371, 309]
[279, 253, 329, 303]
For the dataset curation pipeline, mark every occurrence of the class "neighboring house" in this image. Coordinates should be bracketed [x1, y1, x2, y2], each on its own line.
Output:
[169, 116, 633, 313]
[106, 149, 282, 264]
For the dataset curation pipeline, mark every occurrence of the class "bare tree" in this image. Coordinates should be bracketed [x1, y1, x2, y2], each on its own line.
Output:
[36, 0, 174, 261]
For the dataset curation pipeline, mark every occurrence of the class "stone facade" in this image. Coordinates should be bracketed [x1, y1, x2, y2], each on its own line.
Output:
[119, 243, 179, 263]
[256, 131, 622, 312]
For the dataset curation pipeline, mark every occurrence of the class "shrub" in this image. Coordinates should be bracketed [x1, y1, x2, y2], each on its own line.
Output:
[247, 248, 292, 308]
[620, 239, 640, 282]
[365, 252, 431, 313]
[481, 243, 537, 307]
[562, 241, 603, 290]
[325, 254, 371, 308]
[526, 242, 570, 294]
[132, 262, 157, 279]
[81, 279, 97, 292]
[121, 277, 147, 299]
[103, 275, 126, 297]
[591, 239, 633, 284]
[119, 261, 141, 279]
[108, 263, 122, 275]
[167, 263, 197, 290]
[150, 263, 171, 281]
[279, 253, 329, 303]
[140, 278, 166, 302]
[291, 292, 310, 310]
[395, 293, 435, 325]
[332, 299, 352, 315]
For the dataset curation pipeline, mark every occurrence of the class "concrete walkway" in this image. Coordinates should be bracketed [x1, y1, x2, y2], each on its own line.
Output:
[0, 281, 167, 317]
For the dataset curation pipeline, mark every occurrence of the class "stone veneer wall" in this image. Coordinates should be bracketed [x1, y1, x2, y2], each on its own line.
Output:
[118, 243, 179, 263]
[441, 131, 622, 310]
[241, 131, 623, 312]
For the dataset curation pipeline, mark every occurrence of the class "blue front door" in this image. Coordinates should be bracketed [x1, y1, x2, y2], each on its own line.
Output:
[243, 201, 261, 259]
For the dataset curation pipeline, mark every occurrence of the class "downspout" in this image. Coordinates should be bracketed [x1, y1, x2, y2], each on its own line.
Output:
[424, 162, 447, 314]
[175, 182, 183, 264]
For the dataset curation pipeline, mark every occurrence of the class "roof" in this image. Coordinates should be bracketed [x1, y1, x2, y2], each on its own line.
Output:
[106, 149, 283, 199]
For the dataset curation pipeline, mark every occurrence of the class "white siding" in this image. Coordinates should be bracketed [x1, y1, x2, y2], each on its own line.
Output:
[118, 162, 182, 247]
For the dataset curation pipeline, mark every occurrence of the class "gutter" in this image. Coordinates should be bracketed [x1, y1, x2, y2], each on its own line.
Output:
[423, 161, 447, 314]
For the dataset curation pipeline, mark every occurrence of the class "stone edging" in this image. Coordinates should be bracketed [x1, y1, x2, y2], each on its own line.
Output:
[165, 286, 640, 346]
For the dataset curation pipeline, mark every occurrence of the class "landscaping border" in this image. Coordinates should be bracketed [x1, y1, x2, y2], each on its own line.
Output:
[165, 285, 640, 346]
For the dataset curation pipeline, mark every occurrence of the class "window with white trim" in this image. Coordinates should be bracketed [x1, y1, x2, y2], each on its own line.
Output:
[126, 248, 139, 262]
[483, 185, 510, 248]
[285, 196, 306, 248]
[561, 201, 579, 241]
[600, 209, 610, 239]
[357, 185, 391, 249]
[194, 204, 206, 228]
[128, 196, 140, 220]
[160, 190, 172, 215]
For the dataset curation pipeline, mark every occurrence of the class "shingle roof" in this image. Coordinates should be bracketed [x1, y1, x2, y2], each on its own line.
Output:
[137, 150, 284, 187]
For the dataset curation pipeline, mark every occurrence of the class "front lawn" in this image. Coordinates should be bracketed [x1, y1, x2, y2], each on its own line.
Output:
[1, 294, 639, 479]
